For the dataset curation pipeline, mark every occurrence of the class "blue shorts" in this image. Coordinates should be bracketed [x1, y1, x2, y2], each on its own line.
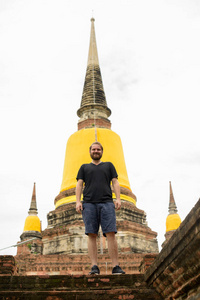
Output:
[82, 202, 117, 237]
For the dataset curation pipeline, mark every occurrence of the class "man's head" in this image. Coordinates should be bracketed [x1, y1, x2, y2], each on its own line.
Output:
[89, 142, 103, 161]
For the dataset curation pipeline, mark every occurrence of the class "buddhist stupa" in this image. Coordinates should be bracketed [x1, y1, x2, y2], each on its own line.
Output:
[163, 182, 181, 246]
[54, 18, 136, 209]
[166, 182, 181, 232]
[20, 183, 41, 241]
[42, 18, 159, 256]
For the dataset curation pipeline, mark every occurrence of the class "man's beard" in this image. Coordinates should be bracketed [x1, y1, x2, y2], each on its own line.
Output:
[90, 153, 102, 160]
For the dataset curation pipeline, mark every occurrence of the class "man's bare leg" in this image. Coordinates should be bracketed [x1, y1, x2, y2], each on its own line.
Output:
[106, 232, 118, 267]
[88, 233, 98, 266]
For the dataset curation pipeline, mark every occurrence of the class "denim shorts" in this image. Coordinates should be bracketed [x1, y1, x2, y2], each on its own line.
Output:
[82, 202, 117, 237]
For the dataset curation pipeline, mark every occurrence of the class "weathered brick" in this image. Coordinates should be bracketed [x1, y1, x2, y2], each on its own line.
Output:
[144, 198, 200, 299]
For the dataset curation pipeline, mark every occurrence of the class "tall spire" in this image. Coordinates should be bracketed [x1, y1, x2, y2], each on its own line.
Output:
[28, 182, 38, 215]
[77, 18, 111, 130]
[87, 18, 99, 66]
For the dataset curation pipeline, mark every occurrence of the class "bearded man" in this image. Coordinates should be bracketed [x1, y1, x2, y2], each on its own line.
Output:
[76, 141, 125, 275]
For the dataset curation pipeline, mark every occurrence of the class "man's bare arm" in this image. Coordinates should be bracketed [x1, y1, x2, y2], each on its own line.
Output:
[112, 177, 121, 210]
[76, 179, 84, 213]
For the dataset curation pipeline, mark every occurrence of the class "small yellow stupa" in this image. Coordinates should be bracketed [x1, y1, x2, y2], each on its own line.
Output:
[55, 18, 136, 209]
[21, 183, 41, 241]
[165, 182, 181, 242]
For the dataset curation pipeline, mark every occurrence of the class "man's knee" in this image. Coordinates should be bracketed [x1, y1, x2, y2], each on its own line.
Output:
[88, 233, 98, 239]
[106, 232, 116, 239]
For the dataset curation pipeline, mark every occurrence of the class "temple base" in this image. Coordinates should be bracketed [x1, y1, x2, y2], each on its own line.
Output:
[43, 201, 158, 255]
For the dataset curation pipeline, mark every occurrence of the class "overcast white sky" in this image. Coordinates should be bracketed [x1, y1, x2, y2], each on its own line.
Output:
[0, 0, 200, 255]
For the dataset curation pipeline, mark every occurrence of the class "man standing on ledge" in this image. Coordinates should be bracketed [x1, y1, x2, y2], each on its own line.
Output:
[76, 141, 125, 275]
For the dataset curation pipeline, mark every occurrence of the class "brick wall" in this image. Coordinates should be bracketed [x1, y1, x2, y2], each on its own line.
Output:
[0, 256, 16, 276]
[144, 198, 200, 300]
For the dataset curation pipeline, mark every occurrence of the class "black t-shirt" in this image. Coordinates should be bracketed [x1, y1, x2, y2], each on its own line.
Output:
[76, 162, 118, 203]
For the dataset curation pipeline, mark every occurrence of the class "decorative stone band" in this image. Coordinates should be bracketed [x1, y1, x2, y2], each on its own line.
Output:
[20, 231, 42, 241]
[77, 104, 111, 122]
[54, 191, 136, 209]
[78, 118, 111, 130]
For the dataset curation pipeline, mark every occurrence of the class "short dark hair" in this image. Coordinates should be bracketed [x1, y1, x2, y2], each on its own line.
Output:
[89, 142, 103, 151]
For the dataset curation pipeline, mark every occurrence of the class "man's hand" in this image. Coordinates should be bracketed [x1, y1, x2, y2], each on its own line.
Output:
[76, 201, 83, 214]
[115, 199, 121, 210]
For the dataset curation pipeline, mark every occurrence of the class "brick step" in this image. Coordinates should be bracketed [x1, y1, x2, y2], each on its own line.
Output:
[16, 262, 140, 276]
[15, 253, 146, 275]
[0, 274, 162, 300]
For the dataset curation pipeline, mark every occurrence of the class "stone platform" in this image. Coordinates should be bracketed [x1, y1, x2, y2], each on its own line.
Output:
[1, 199, 200, 299]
